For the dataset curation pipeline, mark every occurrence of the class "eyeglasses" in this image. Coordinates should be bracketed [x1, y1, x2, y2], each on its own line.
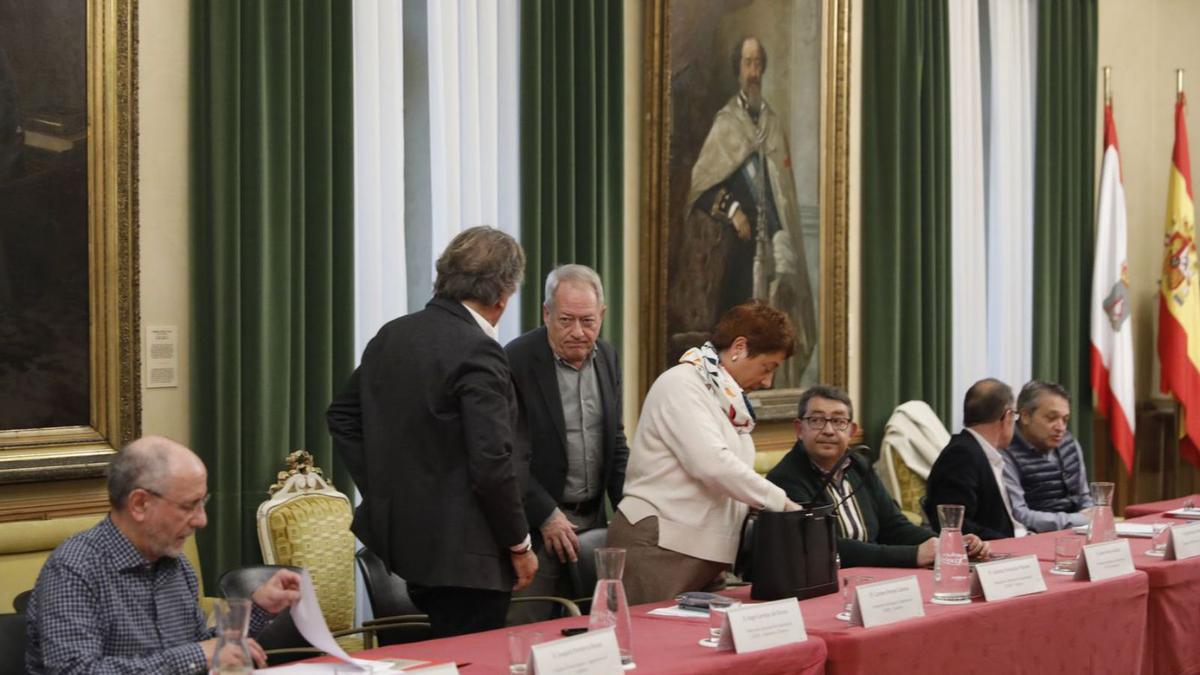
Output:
[800, 416, 853, 432]
[142, 488, 211, 514]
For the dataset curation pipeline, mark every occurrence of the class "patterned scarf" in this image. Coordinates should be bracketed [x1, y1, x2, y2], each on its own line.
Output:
[679, 341, 757, 435]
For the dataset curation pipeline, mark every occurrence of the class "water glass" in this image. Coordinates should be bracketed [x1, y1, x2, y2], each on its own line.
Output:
[1051, 535, 1083, 575]
[836, 575, 874, 621]
[507, 629, 543, 675]
[1147, 523, 1170, 557]
[699, 597, 738, 648]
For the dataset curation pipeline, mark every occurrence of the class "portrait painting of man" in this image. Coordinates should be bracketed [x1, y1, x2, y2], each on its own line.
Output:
[665, 0, 822, 390]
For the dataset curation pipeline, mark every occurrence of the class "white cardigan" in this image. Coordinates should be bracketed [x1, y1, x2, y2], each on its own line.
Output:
[617, 363, 788, 564]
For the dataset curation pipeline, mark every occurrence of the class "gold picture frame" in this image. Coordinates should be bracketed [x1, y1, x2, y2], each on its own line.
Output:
[0, 0, 140, 483]
[639, 0, 850, 419]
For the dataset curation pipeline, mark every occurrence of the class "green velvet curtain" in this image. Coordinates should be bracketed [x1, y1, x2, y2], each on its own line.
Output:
[861, 0, 952, 451]
[191, 0, 355, 587]
[1032, 0, 1097, 465]
[519, 0, 623, 348]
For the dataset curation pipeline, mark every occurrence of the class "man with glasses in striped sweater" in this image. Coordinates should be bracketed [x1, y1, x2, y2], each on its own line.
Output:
[767, 386, 988, 567]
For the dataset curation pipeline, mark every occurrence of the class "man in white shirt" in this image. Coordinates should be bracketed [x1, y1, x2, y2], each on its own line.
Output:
[924, 378, 1027, 540]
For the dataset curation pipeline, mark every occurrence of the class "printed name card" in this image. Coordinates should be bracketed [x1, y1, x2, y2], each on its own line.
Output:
[530, 627, 622, 675]
[1165, 521, 1200, 560]
[974, 555, 1047, 601]
[716, 598, 807, 653]
[1075, 539, 1136, 581]
[850, 575, 925, 628]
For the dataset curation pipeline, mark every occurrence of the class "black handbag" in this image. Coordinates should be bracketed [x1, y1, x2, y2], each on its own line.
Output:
[735, 506, 839, 601]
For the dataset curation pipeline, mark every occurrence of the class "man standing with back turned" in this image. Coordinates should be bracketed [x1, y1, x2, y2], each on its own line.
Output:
[327, 226, 536, 637]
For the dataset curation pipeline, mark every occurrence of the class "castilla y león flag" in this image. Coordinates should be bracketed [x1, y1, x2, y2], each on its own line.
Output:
[1091, 102, 1136, 473]
[1158, 93, 1200, 467]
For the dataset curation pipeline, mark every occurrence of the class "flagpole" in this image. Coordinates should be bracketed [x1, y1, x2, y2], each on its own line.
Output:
[1104, 66, 1112, 106]
[1178, 69, 1185, 102]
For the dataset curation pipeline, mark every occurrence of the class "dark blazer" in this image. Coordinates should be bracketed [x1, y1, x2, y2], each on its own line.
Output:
[924, 430, 1015, 540]
[327, 298, 530, 592]
[504, 326, 629, 534]
[766, 443, 933, 567]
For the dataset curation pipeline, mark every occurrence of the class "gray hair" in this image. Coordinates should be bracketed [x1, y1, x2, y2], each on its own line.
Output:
[107, 437, 176, 509]
[434, 226, 526, 305]
[1017, 380, 1071, 416]
[543, 264, 605, 312]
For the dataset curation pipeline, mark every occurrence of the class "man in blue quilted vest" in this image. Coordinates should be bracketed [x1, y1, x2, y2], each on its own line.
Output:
[1002, 381, 1095, 533]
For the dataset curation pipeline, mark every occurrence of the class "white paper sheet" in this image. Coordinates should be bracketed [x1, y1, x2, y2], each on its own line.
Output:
[1072, 523, 1157, 538]
[254, 657, 406, 673]
[646, 606, 709, 620]
[288, 570, 365, 669]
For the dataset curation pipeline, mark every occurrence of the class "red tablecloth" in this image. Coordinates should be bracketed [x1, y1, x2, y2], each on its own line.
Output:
[1124, 495, 1199, 518]
[331, 601, 827, 674]
[1125, 513, 1200, 675]
[780, 563, 1147, 675]
[985, 513, 1200, 675]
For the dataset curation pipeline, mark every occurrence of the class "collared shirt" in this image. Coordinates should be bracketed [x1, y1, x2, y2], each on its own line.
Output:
[1002, 439, 1094, 532]
[26, 515, 272, 674]
[462, 302, 499, 342]
[966, 428, 1028, 537]
[554, 347, 604, 504]
[814, 459, 869, 542]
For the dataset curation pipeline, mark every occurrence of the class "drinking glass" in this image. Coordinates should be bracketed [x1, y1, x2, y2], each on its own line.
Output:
[507, 629, 543, 675]
[698, 597, 738, 648]
[1146, 523, 1170, 557]
[1051, 535, 1083, 575]
[836, 575, 874, 621]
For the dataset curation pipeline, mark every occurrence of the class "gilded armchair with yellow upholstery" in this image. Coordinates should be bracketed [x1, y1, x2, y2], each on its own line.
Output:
[256, 451, 361, 651]
[876, 401, 950, 524]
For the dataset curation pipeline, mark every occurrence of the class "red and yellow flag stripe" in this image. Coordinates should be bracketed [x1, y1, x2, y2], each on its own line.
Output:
[1158, 94, 1200, 466]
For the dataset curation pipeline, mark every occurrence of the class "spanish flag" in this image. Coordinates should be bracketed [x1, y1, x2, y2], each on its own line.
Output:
[1158, 93, 1200, 467]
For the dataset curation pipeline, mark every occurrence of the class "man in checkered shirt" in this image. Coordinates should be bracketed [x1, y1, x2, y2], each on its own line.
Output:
[25, 436, 302, 673]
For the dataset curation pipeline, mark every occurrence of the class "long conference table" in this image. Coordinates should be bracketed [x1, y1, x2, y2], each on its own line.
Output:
[315, 498, 1200, 675]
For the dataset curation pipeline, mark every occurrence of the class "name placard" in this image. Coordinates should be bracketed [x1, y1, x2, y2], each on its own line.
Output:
[850, 575, 925, 628]
[1075, 539, 1136, 581]
[1165, 521, 1200, 561]
[974, 555, 1047, 601]
[529, 627, 623, 675]
[715, 598, 807, 654]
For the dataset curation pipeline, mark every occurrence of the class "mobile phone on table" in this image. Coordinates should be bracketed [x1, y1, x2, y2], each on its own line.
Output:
[561, 627, 588, 637]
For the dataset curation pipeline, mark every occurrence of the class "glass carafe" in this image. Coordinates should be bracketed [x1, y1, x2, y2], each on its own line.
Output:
[587, 547, 634, 669]
[209, 598, 254, 674]
[930, 504, 971, 605]
[1088, 481, 1117, 543]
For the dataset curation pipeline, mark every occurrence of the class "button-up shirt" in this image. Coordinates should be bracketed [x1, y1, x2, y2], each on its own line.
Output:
[26, 516, 272, 674]
[814, 459, 868, 542]
[966, 428, 1028, 537]
[462, 302, 500, 342]
[554, 348, 604, 505]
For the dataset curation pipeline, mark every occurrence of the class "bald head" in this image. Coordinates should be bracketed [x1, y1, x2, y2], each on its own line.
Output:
[107, 436, 205, 510]
[963, 378, 1014, 427]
